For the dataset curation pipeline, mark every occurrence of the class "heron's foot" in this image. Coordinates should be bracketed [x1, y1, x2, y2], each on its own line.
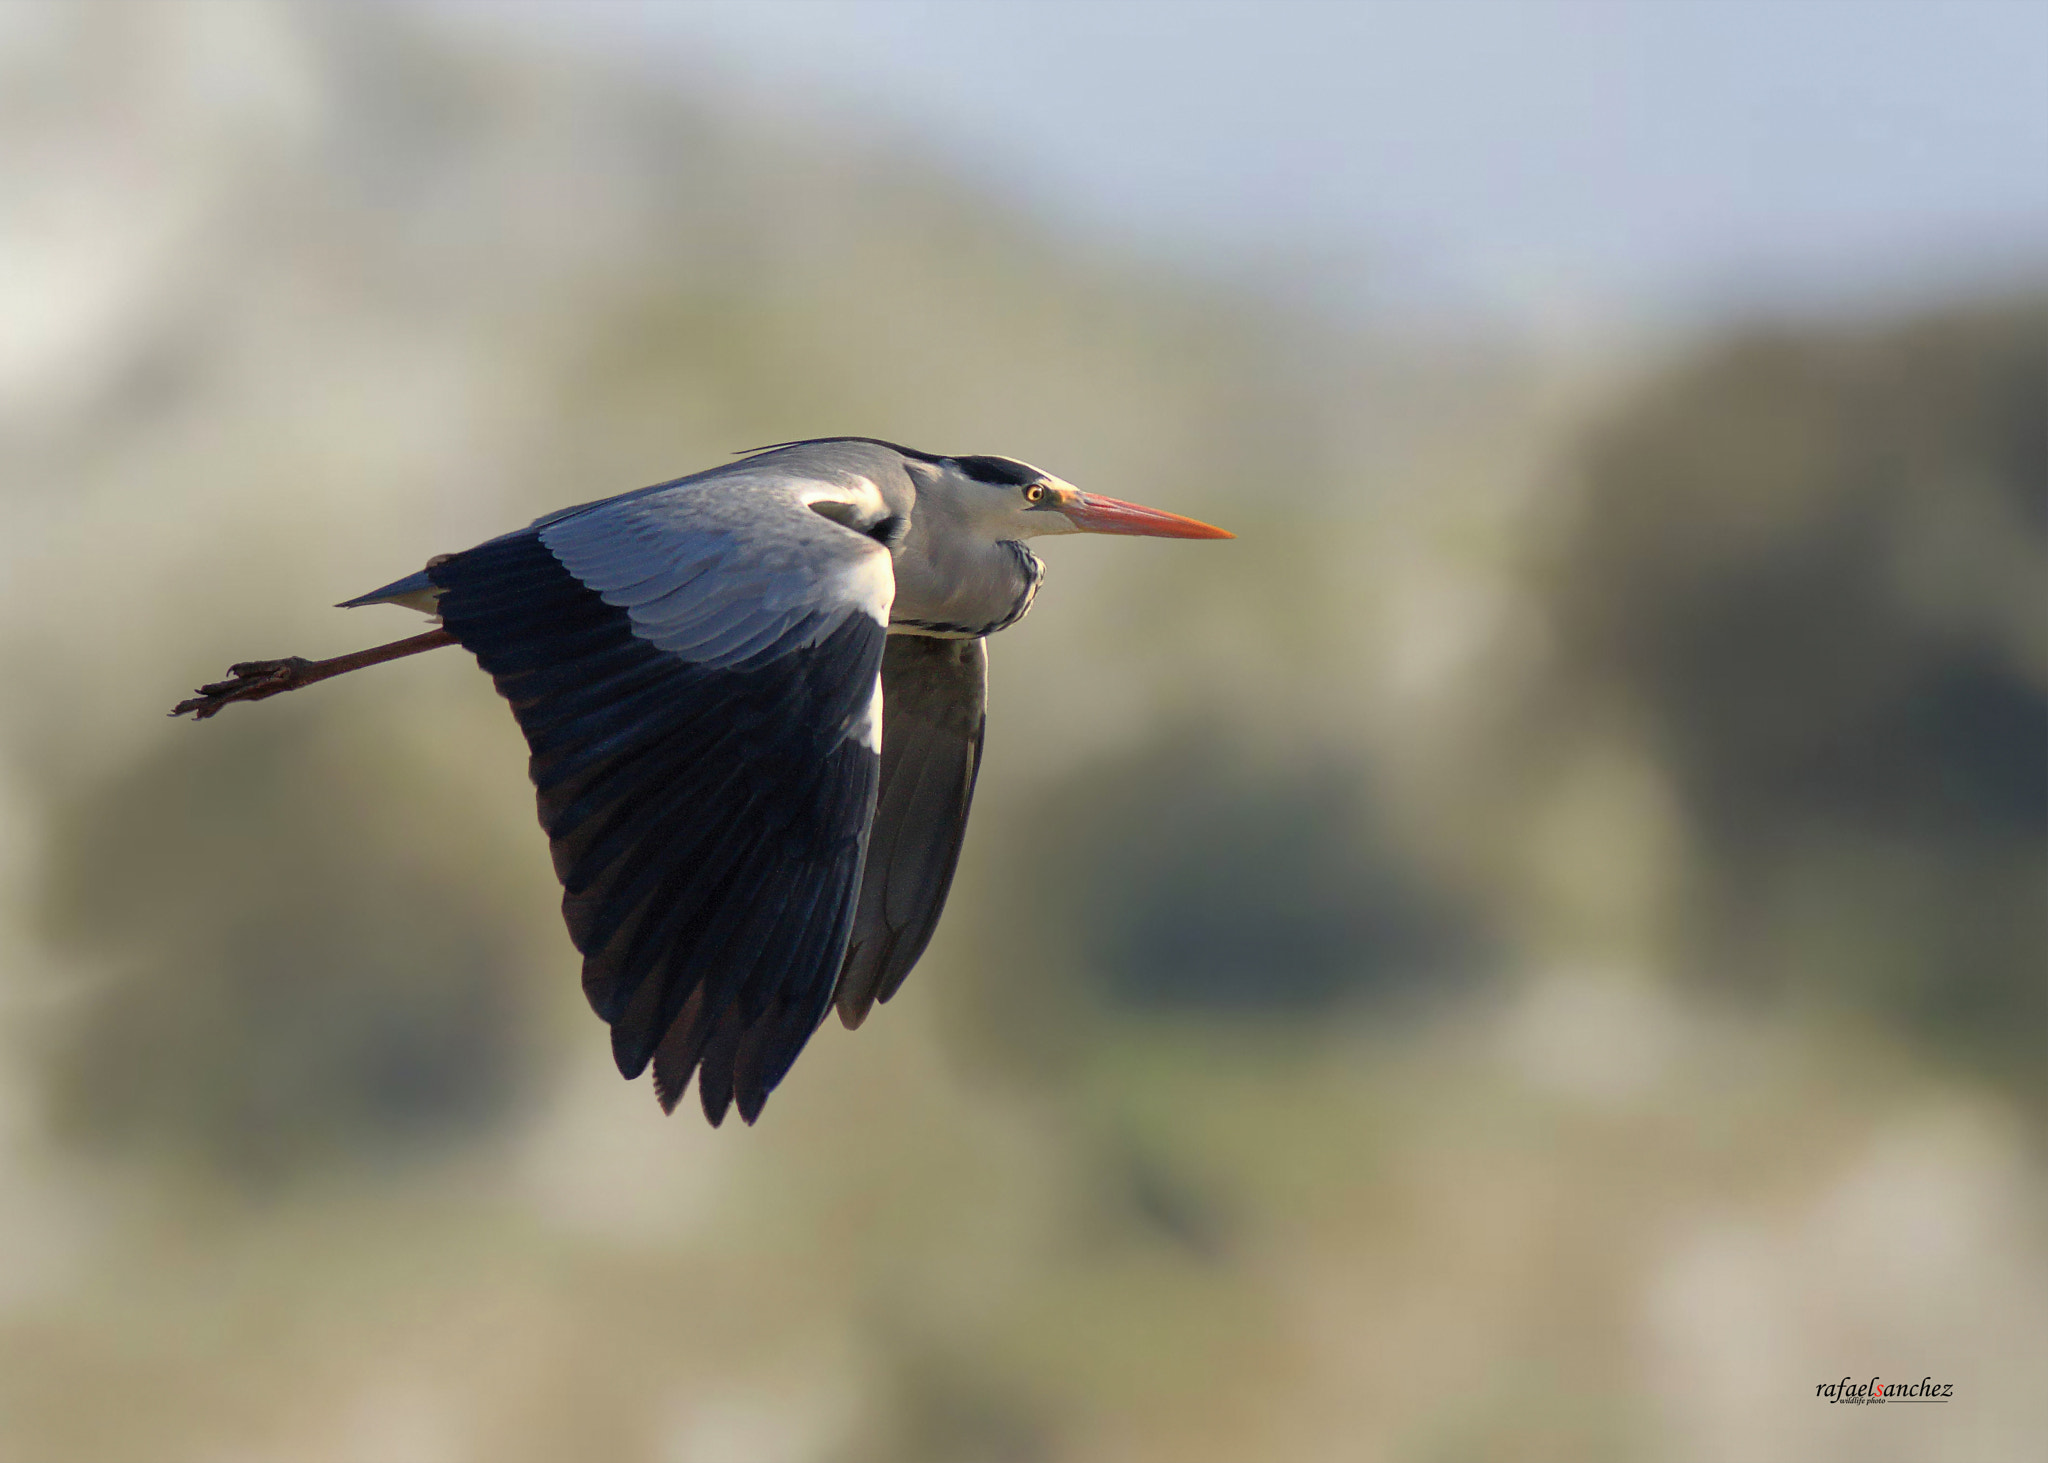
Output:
[169, 657, 318, 720]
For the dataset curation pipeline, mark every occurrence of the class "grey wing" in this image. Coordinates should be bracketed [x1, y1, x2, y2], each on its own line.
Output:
[835, 634, 988, 1029]
[427, 464, 899, 1126]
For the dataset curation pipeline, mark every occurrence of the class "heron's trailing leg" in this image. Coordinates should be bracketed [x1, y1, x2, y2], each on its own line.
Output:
[170, 628, 456, 720]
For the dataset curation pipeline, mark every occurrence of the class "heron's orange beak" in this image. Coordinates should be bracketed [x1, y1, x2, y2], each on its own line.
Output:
[1060, 491, 1234, 539]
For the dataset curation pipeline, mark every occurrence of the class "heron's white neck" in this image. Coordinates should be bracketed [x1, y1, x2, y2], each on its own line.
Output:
[889, 523, 1042, 638]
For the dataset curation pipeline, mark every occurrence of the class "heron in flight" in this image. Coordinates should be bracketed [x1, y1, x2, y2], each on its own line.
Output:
[173, 438, 1231, 1125]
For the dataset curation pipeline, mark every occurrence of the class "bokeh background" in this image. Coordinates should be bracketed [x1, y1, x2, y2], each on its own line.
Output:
[1, 2, 2043, 1460]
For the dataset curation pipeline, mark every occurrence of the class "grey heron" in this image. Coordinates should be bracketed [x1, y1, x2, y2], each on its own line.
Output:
[172, 439, 1231, 1125]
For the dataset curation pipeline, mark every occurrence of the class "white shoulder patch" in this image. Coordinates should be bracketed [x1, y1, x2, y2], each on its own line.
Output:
[840, 544, 895, 627]
[853, 670, 884, 751]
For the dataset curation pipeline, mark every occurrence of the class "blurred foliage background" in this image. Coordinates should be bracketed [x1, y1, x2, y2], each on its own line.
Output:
[0, 4, 2041, 1461]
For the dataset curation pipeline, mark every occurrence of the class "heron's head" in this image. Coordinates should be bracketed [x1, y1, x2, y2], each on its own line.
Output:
[940, 454, 1234, 542]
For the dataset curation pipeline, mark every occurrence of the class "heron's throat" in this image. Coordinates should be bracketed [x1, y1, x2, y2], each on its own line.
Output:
[889, 538, 1044, 639]
[984, 540, 1044, 634]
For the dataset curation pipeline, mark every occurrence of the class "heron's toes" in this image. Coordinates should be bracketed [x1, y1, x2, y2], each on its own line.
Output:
[170, 657, 315, 720]
[224, 656, 313, 681]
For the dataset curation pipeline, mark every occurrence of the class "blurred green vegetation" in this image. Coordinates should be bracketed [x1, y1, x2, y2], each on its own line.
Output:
[1546, 297, 2048, 1108]
[1010, 728, 1487, 1012]
[37, 705, 548, 1184]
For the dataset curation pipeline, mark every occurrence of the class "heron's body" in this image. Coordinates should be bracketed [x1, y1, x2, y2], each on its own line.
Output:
[181, 438, 1229, 1125]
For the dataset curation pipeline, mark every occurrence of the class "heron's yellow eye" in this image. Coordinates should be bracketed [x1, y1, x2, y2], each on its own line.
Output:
[1024, 484, 1046, 504]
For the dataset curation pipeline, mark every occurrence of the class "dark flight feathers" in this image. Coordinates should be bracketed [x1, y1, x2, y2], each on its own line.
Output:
[430, 532, 984, 1124]
[837, 635, 987, 1029]
[433, 531, 884, 1124]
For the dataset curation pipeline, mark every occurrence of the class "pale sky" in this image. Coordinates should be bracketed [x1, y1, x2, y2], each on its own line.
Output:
[458, 0, 2048, 328]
